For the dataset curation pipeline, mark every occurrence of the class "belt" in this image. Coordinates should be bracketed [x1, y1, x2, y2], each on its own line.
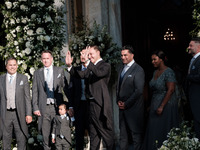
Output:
[7, 108, 16, 111]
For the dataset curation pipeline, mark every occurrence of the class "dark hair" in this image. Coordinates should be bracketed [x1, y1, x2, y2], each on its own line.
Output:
[122, 45, 134, 54]
[41, 50, 53, 57]
[152, 50, 168, 63]
[59, 103, 67, 110]
[191, 37, 200, 44]
[89, 45, 101, 52]
[5, 57, 17, 66]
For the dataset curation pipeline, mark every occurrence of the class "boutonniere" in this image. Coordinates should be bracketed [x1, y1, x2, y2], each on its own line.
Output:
[128, 75, 132, 77]
[20, 80, 23, 85]
[57, 74, 61, 78]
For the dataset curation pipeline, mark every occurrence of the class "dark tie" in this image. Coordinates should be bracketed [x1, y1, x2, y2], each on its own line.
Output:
[188, 57, 195, 74]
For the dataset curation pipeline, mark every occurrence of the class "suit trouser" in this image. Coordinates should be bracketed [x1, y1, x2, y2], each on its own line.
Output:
[75, 100, 89, 150]
[89, 100, 114, 150]
[194, 119, 200, 140]
[55, 136, 71, 150]
[42, 104, 56, 150]
[3, 109, 26, 150]
[119, 112, 143, 150]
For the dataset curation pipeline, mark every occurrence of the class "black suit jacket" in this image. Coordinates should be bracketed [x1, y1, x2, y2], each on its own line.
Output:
[187, 55, 200, 122]
[117, 62, 145, 133]
[70, 60, 113, 130]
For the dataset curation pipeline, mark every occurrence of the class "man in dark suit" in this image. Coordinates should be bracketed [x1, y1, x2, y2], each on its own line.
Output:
[187, 38, 200, 139]
[66, 45, 114, 150]
[117, 45, 145, 150]
[0, 57, 32, 150]
[67, 49, 89, 150]
[32, 50, 68, 150]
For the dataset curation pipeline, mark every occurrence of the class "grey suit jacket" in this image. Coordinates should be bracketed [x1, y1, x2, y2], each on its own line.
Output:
[117, 62, 145, 133]
[0, 73, 32, 138]
[187, 55, 200, 122]
[52, 115, 71, 143]
[32, 66, 67, 131]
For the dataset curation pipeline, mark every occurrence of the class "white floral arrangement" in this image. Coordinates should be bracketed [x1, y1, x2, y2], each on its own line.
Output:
[190, 1, 200, 37]
[159, 121, 200, 150]
[0, 0, 66, 80]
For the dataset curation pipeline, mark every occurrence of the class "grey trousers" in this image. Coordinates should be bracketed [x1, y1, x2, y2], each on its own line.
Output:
[3, 110, 26, 150]
[42, 104, 56, 150]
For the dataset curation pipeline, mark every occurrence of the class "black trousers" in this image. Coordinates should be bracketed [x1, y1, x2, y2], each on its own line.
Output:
[89, 100, 114, 150]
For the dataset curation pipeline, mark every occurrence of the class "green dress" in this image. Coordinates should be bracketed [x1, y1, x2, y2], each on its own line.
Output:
[144, 67, 179, 150]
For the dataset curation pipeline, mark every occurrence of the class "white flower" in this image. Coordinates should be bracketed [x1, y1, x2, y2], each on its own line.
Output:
[25, 48, 31, 55]
[27, 30, 34, 36]
[14, 41, 18, 46]
[25, 41, 31, 48]
[29, 67, 35, 75]
[38, 2, 45, 7]
[5, 2, 12, 9]
[45, 16, 52, 22]
[22, 63, 27, 70]
[44, 35, 50, 41]
[20, 5, 27, 11]
[28, 137, 34, 144]
[16, 26, 21, 32]
[13, 2, 19, 8]
[36, 27, 44, 34]
[31, 14, 36, 19]
[10, 19, 15, 25]
[13, 147, 17, 150]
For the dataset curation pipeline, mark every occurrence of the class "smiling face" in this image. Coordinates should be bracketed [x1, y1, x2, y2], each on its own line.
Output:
[88, 47, 100, 64]
[41, 52, 53, 67]
[151, 54, 163, 68]
[188, 40, 200, 57]
[6, 59, 18, 75]
[121, 49, 134, 64]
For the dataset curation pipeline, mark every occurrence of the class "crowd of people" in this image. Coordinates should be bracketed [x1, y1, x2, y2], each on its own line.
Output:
[0, 37, 199, 150]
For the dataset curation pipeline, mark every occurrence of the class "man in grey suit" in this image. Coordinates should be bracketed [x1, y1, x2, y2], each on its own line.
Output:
[117, 45, 145, 150]
[32, 50, 68, 150]
[0, 57, 32, 150]
[187, 38, 200, 139]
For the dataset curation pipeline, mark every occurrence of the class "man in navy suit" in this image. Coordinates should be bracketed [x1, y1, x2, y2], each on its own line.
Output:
[187, 38, 200, 139]
[117, 45, 145, 150]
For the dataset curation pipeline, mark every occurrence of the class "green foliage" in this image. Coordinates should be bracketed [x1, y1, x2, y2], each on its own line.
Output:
[69, 21, 121, 68]
[190, 1, 200, 37]
[0, 0, 66, 81]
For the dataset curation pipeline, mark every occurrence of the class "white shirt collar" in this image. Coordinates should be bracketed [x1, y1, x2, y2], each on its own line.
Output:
[7, 72, 17, 78]
[44, 65, 53, 70]
[126, 59, 135, 67]
[94, 58, 103, 65]
[193, 52, 200, 59]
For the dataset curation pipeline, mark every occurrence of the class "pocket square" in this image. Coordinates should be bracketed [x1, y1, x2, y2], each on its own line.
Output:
[57, 74, 61, 78]
[128, 75, 132, 77]
[20, 81, 23, 85]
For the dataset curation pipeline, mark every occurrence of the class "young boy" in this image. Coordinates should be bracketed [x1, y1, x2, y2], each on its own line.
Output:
[52, 103, 72, 150]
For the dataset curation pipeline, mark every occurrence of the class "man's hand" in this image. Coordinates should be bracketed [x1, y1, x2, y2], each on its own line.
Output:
[26, 116, 32, 124]
[52, 138, 55, 143]
[65, 51, 73, 67]
[34, 110, 41, 116]
[118, 101, 125, 110]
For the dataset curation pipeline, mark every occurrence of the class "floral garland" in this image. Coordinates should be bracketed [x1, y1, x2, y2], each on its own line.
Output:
[0, 0, 66, 81]
[69, 21, 121, 68]
[159, 121, 200, 150]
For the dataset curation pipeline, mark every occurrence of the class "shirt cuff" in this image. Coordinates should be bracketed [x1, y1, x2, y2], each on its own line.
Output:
[52, 134, 55, 139]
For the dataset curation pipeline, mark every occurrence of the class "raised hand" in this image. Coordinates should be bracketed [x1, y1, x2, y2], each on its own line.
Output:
[65, 51, 73, 67]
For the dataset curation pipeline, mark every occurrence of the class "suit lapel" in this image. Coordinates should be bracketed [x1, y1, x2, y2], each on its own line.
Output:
[39, 68, 45, 87]
[120, 63, 137, 87]
[2, 74, 7, 100]
[53, 66, 57, 90]
[15, 73, 20, 106]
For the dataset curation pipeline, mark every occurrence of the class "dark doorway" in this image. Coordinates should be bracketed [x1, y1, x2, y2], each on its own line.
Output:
[120, 0, 194, 81]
